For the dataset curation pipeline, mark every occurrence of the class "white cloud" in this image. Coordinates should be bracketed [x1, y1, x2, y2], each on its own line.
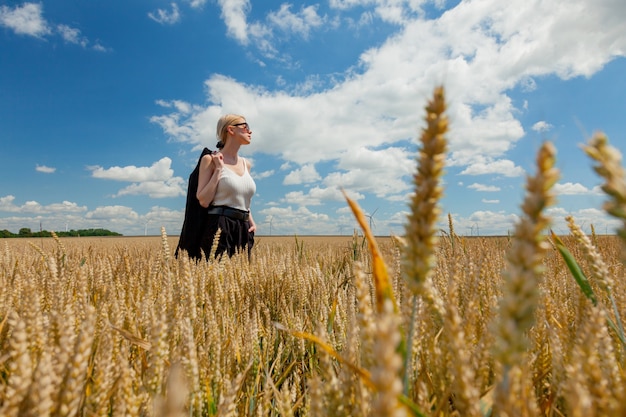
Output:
[89, 158, 186, 198]
[155, 99, 195, 114]
[92, 42, 109, 52]
[114, 178, 186, 198]
[482, 199, 500, 204]
[45, 201, 88, 213]
[186, 0, 208, 9]
[0, 3, 105, 50]
[328, 0, 367, 11]
[267, 4, 324, 39]
[36, 164, 56, 174]
[255, 169, 275, 179]
[468, 183, 501, 192]
[0, 195, 19, 212]
[0, 195, 87, 214]
[218, 0, 250, 44]
[256, 205, 339, 235]
[0, 194, 183, 235]
[0, 2, 50, 37]
[156, 0, 626, 181]
[283, 164, 321, 185]
[460, 210, 520, 236]
[57, 24, 88, 47]
[554, 182, 602, 195]
[547, 206, 621, 235]
[532, 121, 553, 132]
[460, 159, 525, 177]
[90, 157, 175, 182]
[148, 3, 181, 25]
[86, 205, 139, 220]
[216, 1, 326, 60]
[283, 186, 350, 206]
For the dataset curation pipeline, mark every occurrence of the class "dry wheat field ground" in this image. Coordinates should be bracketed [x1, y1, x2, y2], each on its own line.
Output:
[1, 87, 626, 416]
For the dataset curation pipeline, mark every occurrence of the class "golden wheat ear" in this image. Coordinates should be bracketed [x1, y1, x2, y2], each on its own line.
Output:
[582, 132, 626, 257]
[491, 141, 559, 416]
[402, 86, 447, 297]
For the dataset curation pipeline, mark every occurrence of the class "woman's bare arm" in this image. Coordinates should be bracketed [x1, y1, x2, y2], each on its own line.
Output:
[196, 153, 223, 208]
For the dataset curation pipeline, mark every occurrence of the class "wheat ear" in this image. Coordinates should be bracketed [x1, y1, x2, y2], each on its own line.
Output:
[402, 85, 447, 296]
[492, 141, 559, 416]
[582, 132, 626, 258]
[0, 313, 33, 417]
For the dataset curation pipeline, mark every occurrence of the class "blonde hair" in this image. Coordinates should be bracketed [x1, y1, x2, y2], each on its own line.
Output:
[216, 114, 246, 149]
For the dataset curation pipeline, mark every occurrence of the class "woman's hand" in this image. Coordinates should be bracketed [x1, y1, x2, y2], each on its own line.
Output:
[211, 152, 225, 170]
[248, 213, 257, 233]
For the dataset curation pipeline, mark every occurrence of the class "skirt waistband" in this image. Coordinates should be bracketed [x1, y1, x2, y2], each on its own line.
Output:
[207, 206, 250, 221]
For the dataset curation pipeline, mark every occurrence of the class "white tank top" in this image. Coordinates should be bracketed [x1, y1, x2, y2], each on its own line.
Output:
[211, 158, 256, 211]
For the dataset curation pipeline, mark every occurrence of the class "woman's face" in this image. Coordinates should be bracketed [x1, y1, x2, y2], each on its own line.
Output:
[230, 120, 252, 144]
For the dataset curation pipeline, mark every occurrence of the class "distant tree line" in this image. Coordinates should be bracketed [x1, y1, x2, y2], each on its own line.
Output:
[0, 228, 122, 238]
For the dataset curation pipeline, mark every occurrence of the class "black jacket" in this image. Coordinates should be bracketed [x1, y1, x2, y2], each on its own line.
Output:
[175, 147, 213, 260]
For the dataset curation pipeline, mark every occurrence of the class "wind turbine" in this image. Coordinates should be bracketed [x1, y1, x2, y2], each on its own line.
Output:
[265, 215, 273, 235]
[365, 208, 378, 232]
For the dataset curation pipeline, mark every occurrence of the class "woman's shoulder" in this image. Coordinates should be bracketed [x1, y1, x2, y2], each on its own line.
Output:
[201, 152, 216, 162]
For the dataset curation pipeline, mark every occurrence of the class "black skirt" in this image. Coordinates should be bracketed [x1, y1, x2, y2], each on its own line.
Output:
[200, 212, 254, 259]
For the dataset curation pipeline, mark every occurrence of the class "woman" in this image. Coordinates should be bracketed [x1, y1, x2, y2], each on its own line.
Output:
[176, 114, 257, 260]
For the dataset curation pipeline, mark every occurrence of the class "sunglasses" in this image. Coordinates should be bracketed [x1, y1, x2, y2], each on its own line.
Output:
[232, 122, 250, 131]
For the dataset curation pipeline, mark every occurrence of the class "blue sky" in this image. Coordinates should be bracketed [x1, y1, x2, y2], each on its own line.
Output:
[1, 0, 625, 237]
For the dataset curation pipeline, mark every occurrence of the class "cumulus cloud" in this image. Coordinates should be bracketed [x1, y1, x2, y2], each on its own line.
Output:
[267, 4, 324, 39]
[0, 2, 106, 50]
[554, 182, 602, 195]
[255, 169, 275, 179]
[155, 0, 626, 192]
[86, 205, 139, 220]
[90, 158, 175, 182]
[148, 3, 181, 25]
[36, 164, 56, 174]
[57, 24, 88, 47]
[186, 0, 208, 8]
[256, 204, 338, 235]
[468, 183, 501, 192]
[283, 185, 352, 206]
[283, 164, 321, 185]
[114, 178, 186, 198]
[0, 195, 20, 213]
[0, 195, 87, 214]
[216, 0, 326, 57]
[532, 121, 553, 132]
[0, 202, 184, 236]
[218, 0, 250, 44]
[155, 99, 195, 114]
[0, 2, 50, 37]
[460, 159, 525, 177]
[89, 158, 186, 198]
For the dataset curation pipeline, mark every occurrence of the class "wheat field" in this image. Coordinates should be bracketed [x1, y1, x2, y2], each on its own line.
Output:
[1, 87, 625, 416]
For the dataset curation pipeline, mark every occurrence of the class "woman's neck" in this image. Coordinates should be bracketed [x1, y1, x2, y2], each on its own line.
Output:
[220, 149, 239, 165]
